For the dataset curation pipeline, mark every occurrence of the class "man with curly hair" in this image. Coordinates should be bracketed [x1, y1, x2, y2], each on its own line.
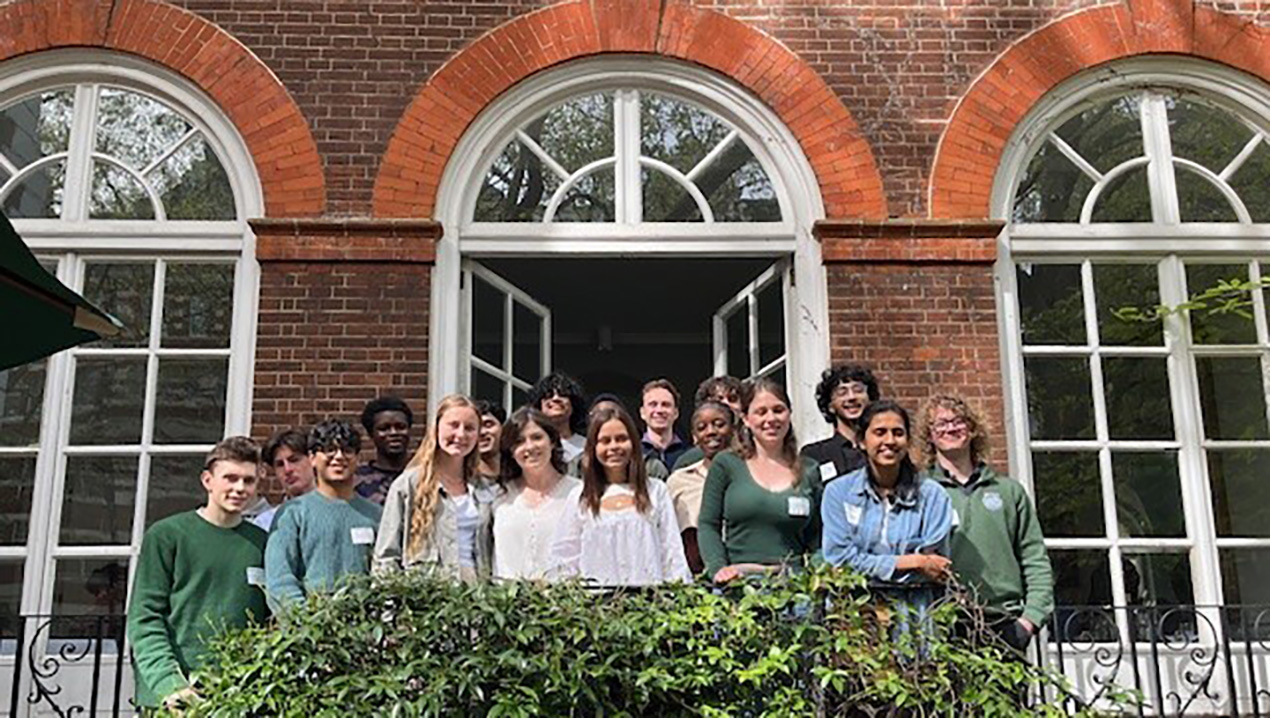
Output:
[919, 394, 1053, 651]
[527, 372, 588, 462]
[800, 364, 879, 484]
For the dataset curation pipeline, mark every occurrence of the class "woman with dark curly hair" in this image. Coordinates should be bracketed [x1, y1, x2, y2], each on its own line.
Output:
[527, 372, 588, 463]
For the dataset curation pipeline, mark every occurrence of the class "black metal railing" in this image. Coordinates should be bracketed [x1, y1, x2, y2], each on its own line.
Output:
[4, 605, 1270, 716]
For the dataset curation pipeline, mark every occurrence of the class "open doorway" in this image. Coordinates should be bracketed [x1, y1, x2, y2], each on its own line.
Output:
[461, 257, 789, 424]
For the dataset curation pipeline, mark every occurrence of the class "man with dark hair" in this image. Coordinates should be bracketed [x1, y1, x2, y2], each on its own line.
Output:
[673, 375, 744, 471]
[800, 364, 880, 483]
[127, 437, 268, 711]
[640, 378, 689, 472]
[265, 420, 383, 610]
[251, 428, 316, 530]
[355, 396, 415, 505]
[527, 372, 587, 462]
[474, 400, 506, 480]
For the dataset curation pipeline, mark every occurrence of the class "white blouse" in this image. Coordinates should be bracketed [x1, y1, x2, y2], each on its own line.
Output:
[560, 434, 586, 463]
[549, 480, 691, 586]
[491, 476, 581, 580]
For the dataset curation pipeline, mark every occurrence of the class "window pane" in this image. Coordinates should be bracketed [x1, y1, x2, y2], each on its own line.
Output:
[2, 159, 65, 218]
[1112, 451, 1184, 538]
[1049, 550, 1116, 642]
[52, 557, 129, 619]
[69, 357, 147, 445]
[1167, 96, 1252, 174]
[0, 563, 22, 646]
[706, 147, 781, 222]
[757, 277, 784, 370]
[162, 263, 234, 348]
[1122, 552, 1192, 606]
[89, 161, 154, 220]
[0, 456, 36, 545]
[552, 167, 615, 222]
[0, 360, 46, 447]
[1012, 141, 1093, 223]
[472, 275, 504, 369]
[0, 88, 73, 166]
[726, 306, 748, 378]
[1208, 449, 1270, 537]
[153, 135, 235, 220]
[147, 454, 206, 528]
[1229, 138, 1270, 223]
[1103, 358, 1173, 440]
[474, 139, 562, 222]
[642, 167, 702, 222]
[152, 358, 229, 444]
[94, 87, 192, 170]
[1186, 263, 1258, 345]
[82, 262, 154, 349]
[1032, 451, 1103, 537]
[60, 455, 137, 545]
[1016, 264, 1085, 345]
[640, 93, 732, 174]
[1195, 356, 1269, 440]
[1024, 357, 1095, 439]
[1055, 94, 1144, 175]
[472, 367, 503, 406]
[1220, 548, 1270, 605]
[1090, 165, 1152, 222]
[511, 386, 529, 413]
[1176, 166, 1239, 222]
[527, 92, 613, 173]
[1093, 263, 1162, 347]
[512, 301, 541, 382]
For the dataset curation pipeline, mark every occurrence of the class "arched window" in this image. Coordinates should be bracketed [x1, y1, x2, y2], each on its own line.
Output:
[996, 59, 1270, 628]
[0, 52, 259, 651]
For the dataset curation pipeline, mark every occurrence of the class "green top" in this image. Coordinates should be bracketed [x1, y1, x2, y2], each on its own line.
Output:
[672, 446, 705, 472]
[265, 490, 383, 611]
[126, 510, 268, 707]
[929, 464, 1054, 626]
[697, 451, 822, 577]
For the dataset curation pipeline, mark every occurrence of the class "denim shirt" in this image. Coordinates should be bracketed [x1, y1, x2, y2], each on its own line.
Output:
[821, 466, 952, 582]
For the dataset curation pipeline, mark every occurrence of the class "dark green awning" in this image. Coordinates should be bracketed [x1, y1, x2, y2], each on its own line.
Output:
[0, 212, 122, 370]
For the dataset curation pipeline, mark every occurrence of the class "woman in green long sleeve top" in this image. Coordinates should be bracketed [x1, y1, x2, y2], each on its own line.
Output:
[698, 378, 822, 582]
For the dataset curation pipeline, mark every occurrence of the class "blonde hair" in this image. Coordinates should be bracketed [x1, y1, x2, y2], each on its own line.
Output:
[917, 394, 989, 469]
[405, 394, 481, 556]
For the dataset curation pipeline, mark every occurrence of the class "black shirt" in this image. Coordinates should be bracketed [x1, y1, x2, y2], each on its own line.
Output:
[799, 433, 866, 484]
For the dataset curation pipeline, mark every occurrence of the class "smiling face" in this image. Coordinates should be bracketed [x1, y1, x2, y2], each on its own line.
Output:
[594, 418, 634, 481]
[692, 406, 733, 460]
[831, 380, 872, 424]
[202, 459, 259, 516]
[930, 406, 971, 456]
[271, 445, 315, 497]
[863, 410, 909, 471]
[478, 413, 502, 455]
[640, 387, 678, 434]
[436, 406, 480, 459]
[311, 443, 358, 484]
[539, 392, 573, 425]
[370, 410, 411, 460]
[743, 389, 790, 447]
[512, 419, 554, 473]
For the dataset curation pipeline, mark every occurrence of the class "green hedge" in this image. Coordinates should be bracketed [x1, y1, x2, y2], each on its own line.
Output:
[185, 568, 1118, 717]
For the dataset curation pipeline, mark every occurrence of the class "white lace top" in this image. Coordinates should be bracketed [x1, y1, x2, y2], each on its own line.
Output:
[491, 475, 581, 580]
[549, 480, 691, 586]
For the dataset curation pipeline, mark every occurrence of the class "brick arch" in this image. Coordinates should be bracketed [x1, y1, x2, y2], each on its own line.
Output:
[930, 0, 1270, 219]
[373, 0, 886, 219]
[0, 0, 324, 217]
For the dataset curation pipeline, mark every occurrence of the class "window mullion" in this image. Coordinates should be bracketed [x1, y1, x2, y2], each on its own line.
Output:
[1141, 92, 1180, 225]
[614, 89, 641, 225]
[61, 84, 98, 224]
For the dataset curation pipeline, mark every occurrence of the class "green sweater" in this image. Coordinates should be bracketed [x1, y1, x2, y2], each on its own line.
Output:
[265, 490, 383, 610]
[697, 451, 822, 577]
[930, 464, 1054, 626]
[126, 511, 268, 707]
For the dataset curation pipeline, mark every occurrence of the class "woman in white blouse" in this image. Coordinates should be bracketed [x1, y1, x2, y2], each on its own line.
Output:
[490, 408, 580, 579]
[550, 405, 691, 586]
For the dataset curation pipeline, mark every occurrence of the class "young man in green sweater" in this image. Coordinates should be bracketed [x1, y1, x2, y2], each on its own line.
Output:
[126, 436, 269, 711]
[920, 394, 1054, 651]
[265, 419, 383, 611]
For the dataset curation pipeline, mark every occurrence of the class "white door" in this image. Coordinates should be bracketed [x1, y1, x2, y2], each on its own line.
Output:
[712, 259, 792, 383]
[461, 260, 551, 409]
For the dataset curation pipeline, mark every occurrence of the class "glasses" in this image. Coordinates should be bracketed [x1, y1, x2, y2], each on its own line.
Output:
[931, 418, 968, 435]
[315, 445, 357, 457]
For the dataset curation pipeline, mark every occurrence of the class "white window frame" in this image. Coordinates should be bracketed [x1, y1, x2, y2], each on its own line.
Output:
[0, 48, 261, 674]
[433, 56, 830, 436]
[713, 259, 792, 381]
[460, 259, 552, 407]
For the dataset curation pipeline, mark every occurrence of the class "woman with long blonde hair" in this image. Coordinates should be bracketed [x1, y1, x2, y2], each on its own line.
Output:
[373, 394, 495, 581]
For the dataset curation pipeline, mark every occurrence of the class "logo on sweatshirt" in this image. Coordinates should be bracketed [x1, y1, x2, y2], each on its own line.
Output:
[982, 491, 1004, 512]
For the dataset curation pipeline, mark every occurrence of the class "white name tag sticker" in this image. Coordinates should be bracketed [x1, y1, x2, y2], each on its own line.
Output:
[818, 462, 838, 483]
[845, 503, 863, 526]
[788, 496, 811, 517]
[350, 527, 376, 545]
[246, 566, 266, 587]
[951, 509, 962, 528]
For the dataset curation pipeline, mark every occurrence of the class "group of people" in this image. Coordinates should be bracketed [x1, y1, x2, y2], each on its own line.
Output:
[126, 366, 1053, 711]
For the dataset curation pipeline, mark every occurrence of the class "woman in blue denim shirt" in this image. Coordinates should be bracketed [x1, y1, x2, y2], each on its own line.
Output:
[821, 400, 953, 585]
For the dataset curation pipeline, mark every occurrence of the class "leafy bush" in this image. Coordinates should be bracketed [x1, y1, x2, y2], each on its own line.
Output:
[185, 568, 1116, 717]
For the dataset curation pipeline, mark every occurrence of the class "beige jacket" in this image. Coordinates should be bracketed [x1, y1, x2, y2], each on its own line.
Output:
[372, 467, 497, 581]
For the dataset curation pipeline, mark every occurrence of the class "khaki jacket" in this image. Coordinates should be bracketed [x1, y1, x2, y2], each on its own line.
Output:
[372, 467, 497, 581]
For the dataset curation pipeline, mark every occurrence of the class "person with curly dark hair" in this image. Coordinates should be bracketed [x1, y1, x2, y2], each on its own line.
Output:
[801, 364, 880, 485]
[527, 372, 588, 462]
[355, 396, 416, 505]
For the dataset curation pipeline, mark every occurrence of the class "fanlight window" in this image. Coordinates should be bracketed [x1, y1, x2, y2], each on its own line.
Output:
[1013, 90, 1270, 223]
[0, 85, 235, 221]
[475, 90, 782, 223]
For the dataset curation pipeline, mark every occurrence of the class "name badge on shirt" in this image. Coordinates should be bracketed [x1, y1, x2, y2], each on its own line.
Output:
[246, 566, 266, 587]
[844, 503, 863, 526]
[818, 462, 838, 483]
[350, 527, 376, 545]
[788, 496, 811, 517]
[951, 509, 962, 528]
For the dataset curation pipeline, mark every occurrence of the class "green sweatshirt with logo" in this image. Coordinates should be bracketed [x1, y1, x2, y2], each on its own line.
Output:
[929, 464, 1054, 627]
